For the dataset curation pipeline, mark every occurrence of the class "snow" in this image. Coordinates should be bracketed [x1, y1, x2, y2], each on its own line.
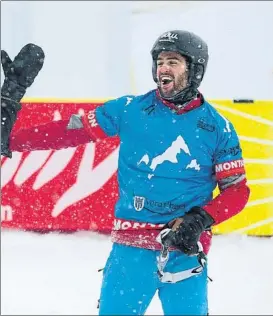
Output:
[1, 230, 273, 315]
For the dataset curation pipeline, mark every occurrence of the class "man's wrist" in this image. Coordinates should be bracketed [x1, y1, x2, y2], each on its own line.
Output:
[1, 79, 26, 103]
[188, 206, 215, 229]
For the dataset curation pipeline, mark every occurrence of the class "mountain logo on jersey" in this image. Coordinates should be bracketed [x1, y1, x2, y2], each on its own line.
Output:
[138, 135, 200, 179]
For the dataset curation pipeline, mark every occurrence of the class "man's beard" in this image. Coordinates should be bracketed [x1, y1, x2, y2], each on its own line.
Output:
[158, 73, 188, 99]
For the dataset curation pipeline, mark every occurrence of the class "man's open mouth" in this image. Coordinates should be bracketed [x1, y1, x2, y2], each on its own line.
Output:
[160, 75, 174, 85]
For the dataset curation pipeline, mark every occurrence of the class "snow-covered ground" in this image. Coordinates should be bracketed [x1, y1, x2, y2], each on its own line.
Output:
[1, 230, 273, 315]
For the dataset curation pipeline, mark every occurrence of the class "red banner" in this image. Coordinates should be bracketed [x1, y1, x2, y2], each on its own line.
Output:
[1, 102, 119, 233]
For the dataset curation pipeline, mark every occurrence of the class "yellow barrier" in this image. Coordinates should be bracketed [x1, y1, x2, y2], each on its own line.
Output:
[210, 100, 273, 236]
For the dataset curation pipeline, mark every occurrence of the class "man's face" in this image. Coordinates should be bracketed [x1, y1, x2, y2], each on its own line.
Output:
[156, 51, 188, 98]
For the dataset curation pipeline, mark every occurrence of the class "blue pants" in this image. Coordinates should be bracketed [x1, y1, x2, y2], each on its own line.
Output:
[98, 243, 208, 315]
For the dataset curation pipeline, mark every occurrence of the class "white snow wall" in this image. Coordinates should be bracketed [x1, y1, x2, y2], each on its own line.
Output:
[1, 1, 273, 99]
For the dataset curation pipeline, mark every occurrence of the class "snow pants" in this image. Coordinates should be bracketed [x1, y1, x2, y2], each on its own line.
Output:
[98, 243, 208, 315]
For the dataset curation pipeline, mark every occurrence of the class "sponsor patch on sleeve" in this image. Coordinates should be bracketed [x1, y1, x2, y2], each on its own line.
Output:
[215, 159, 245, 180]
[81, 109, 108, 140]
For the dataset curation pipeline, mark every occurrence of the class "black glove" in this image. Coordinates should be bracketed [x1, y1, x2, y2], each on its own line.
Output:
[1, 43, 45, 158]
[161, 206, 215, 255]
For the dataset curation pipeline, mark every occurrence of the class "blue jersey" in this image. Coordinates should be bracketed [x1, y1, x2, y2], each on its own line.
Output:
[95, 90, 243, 224]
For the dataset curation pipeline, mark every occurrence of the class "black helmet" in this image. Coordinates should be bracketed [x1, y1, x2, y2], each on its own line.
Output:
[151, 30, 209, 103]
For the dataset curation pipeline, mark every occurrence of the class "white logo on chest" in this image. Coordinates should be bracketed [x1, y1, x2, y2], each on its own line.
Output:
[133, 196, 145, 211]
[137, 135, 200, 179]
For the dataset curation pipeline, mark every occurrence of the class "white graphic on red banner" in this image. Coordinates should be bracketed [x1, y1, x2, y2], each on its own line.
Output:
[1, 102, 120, 232]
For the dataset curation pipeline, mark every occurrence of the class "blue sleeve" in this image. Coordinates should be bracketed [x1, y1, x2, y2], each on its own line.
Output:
[95, 96, 134, 137]
[213, 115, 245, 180]
[214, 121, 243, 164]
